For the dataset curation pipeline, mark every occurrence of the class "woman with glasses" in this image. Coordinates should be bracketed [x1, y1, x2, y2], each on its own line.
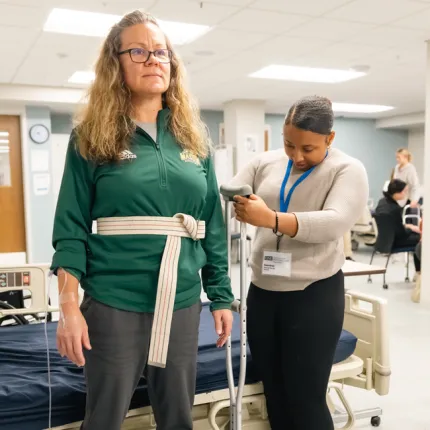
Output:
[229, 96, 369, 430]
[50, 10, 234, 430]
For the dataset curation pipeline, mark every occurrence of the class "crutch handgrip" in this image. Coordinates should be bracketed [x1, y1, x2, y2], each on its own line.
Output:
[220, 184, 252, 201]
[231, 299, 241, 313]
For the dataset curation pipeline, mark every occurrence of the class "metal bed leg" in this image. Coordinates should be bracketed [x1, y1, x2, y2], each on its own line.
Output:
[220, 184, 252, 430]
[368, 250, 376, 284]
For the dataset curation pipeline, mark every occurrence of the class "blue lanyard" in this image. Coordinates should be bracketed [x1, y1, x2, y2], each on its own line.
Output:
[280, 152, 328, 213]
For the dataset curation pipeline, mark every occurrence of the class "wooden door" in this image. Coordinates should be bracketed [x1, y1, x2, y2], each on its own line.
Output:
[264, 129, 270, 151]
[0, 116, 26, 253]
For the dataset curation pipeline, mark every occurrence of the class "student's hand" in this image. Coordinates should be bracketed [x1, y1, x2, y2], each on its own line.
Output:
[212, 309, 233, 348]
[410, 201, 419, 208]
[405, 224, 421, 234]
[233, 194, 275, 228]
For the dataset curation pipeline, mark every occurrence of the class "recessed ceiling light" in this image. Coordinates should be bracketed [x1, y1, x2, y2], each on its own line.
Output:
[249, 65, 366, 83]
[68, 71, 95, 84]
[43, 8, 211, 45]
[350, 64, 370, 73]
[333, 103, 394, 113]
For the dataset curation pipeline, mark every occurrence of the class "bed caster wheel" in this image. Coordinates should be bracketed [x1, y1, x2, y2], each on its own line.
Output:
[367, 278, 372, 284]
[383, 284, 388, 289]
[371, 416, 381, 427]
[405, 277, 410, 283]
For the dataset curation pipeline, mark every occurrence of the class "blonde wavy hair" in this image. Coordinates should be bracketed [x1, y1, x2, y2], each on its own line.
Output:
[397, 148, 412, 163]
[75, 10, 210, 162]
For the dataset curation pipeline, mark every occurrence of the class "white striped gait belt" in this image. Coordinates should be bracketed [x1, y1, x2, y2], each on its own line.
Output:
[96, 214, 206, 368]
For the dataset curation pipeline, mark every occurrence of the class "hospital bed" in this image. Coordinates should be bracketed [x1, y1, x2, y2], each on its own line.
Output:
[0, 257, 389, 430]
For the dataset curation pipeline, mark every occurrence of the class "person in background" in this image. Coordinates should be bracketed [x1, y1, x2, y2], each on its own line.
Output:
[50, 10, 233, 430]
[393, 148, 421, 208]
[374, 179, 421, 277]
[229, 95, 369, 430]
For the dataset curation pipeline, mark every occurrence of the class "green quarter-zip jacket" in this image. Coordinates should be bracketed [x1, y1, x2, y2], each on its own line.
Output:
[51, 108, 234, 312]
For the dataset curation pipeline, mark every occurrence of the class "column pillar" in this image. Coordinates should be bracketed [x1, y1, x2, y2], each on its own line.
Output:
[223, 99, 266, 176]
[420, 41, 430, 305]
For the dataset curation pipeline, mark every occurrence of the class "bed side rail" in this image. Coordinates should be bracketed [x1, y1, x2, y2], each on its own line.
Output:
[343, 290, 391, 396]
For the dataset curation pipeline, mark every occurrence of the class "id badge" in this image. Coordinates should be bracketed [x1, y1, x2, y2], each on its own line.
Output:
[262, 251, 292, 277]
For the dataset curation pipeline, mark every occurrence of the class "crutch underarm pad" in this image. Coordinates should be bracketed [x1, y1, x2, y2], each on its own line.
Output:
[220, 184, 252, 201]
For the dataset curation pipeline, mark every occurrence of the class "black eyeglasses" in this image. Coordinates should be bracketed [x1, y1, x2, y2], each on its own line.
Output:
[118, 48, 172, 64]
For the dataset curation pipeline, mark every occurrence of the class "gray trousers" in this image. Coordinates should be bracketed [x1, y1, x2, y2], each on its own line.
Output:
[80, 295, 201, 430]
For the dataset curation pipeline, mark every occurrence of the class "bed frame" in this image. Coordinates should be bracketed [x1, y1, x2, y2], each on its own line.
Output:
[0, 255, 389, 430]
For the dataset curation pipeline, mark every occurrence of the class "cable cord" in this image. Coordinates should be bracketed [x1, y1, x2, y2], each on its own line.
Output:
[45, 271, 54, 430]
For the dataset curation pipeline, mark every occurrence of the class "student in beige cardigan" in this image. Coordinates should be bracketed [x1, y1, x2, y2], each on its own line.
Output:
[230, 96, 369, 430]
[394, 148, 421, 207]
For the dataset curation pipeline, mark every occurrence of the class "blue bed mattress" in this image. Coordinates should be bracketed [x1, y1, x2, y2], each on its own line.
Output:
[0, 303, 357, 430]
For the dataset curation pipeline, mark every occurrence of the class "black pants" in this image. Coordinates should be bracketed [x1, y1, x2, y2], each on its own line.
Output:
[247, 271, 345, 430]
[80, 296, 201, 430]
[395, 232, 421, 272]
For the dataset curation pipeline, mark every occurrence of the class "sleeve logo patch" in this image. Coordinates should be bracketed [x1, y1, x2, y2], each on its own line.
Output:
[180, 149, 201, 166]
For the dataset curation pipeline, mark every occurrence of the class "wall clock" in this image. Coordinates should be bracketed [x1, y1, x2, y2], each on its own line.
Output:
[29, 124, 50, 144]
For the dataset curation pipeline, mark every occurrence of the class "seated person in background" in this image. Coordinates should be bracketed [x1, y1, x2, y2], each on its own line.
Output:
[375, 179, 421, 274]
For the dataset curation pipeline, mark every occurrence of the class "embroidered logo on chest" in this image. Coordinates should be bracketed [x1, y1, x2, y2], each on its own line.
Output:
[119, 150, 137, 160]
[180, 149, 200, 166]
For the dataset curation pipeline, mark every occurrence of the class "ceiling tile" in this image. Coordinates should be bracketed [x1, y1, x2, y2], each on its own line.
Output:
[356, 44, 426, 71]
[0, 3, 51, 27]
[12, 32, 103, 86]
[149, 1, 240, 25]
[0, 1, 157, 16]
[181, 28, 272, 53]
[190, 36, 333, 84]
[248, 35, 334, 63]
[218, 9, 311, 34]
[0, 0, 50, 5]
[294, 42, 385, 68]
[286, 18, 376, 41]
[348, 26, 428, 48]
[0, 26, 40, 82]
[391, 7, 430, 29]
[325, 0, 429, 25]
[250, 0, 353, 17]
[187, 0, 255, 6]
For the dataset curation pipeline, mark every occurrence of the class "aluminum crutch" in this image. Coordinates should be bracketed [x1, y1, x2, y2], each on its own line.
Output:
[220, 184, 252, 430]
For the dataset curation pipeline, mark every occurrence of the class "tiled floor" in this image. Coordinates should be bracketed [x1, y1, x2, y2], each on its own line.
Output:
[213, 248, 430, 430]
